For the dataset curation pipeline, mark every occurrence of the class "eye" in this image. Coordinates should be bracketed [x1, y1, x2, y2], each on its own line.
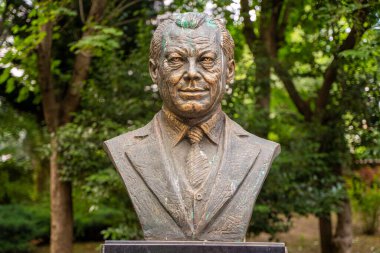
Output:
[201, 57, 214, 63]
[169, 57, 183, 63]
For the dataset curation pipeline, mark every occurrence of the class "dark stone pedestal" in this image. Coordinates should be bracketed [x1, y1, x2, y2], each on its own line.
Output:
[102, 240, 287, 253]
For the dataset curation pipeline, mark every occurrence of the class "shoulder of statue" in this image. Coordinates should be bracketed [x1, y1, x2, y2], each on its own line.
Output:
[103, 116, 155, 156]
[226, 115, 281, 159]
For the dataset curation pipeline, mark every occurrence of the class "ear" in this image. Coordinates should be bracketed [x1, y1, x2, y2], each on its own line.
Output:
[149, 59, 158, 83]
[226, 59, 235, 84]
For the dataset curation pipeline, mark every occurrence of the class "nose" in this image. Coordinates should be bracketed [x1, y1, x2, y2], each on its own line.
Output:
[183, 58, 201, 82]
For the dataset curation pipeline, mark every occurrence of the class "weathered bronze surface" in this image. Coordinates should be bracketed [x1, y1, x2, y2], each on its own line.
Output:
[104, 12, 280, 241]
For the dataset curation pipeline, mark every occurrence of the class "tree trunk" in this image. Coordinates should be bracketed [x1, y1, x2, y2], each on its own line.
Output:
[253, 41, 271, 138]
[240, 0, 272, 138]
[35, 2, 108, 253]
[49, 134, 73, 253]
[319, 215, 333, 253]
[37, 20, 73, 253]
[333, 199, 353, 253]
[248, 1, 369, 253]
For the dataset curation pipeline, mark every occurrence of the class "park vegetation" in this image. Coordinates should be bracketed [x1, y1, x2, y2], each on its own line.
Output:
[0, 1, 379, 253]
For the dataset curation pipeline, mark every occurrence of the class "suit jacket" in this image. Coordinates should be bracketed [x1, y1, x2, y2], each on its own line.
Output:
[104, 111, 280, 241]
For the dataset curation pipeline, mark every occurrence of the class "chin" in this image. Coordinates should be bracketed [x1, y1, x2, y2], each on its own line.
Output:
[173, 102, 213, 118]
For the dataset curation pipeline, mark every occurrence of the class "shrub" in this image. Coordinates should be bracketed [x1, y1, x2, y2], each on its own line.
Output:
[74, 207, 125, 241]
[0, 203, 136, 253]
[348, 166, 380, 235]
[0, 205, 49, 253]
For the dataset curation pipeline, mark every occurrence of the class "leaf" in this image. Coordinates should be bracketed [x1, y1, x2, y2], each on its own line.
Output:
[55, 7, 77, 17]
[0, 69, 10, 84]
[16, 86, 29, 103]
[28, 8, 37, 18]
[5, 78, 15, 93]
[339, 49, 371, 60]
[69, 26, 122, 55]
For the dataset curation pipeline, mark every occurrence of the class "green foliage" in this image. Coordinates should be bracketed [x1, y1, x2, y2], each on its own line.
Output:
[74, 206, 127, 241]
[0, 159, 32, 204]
[101, 223, 143, 240]
[76, 170, 143, 240]
[0, 100, 47, 203]
[338, 28, 380, 160]
[348, 167, 380, 235]
[0, 202, 128, 252]
[0, 1, 75, 103]
[248, 117, 346, 237]
[1, 0, 379, 242]
[0, 205, 50, 253]
[57, 19, 157, 240]
[70, 26, 123, 56]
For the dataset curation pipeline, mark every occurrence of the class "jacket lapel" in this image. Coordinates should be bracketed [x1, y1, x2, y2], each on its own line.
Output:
[195, 117, 261, 235]
[125, 115, 193, 237]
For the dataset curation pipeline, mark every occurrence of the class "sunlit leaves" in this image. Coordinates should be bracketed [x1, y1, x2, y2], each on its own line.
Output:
[0, 1, 74, 103]
[69, 26, 123, 56]
[0, 69, 11, 85]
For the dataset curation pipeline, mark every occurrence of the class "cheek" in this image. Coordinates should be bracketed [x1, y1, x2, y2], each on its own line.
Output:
[161, 63, 183, 86]
[203, 57, 223, 87]
[167, 74, 182, 86]
[201, 65, 223, 86]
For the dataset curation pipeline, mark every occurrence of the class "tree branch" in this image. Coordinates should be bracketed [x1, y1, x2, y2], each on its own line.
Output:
[0, 0, 9, 39]
[262, 0, 283, 57]
[61, 0, 107, 124]
[315, 1, 370, 113]
[78, 0, 86, 23]
[276, 2, 290, 51]
[104, 0, 142, 23]
[37, 21, 59, 132]
[0, 30, 8, 48]
[240, 0, 257, 54]
[113, 17, 140, 27]
[263, 0, 313, 120]
[272, 60, 313, 121]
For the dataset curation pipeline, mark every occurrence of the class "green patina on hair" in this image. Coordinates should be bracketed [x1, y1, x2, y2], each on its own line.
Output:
[150, 12, 235, 63]
[175, 18, 198, 29]
[161, 37, 166, 52]
[205, 18, 217, 28]
[176, 19, 196, 29]
[174, 12, 206, 29]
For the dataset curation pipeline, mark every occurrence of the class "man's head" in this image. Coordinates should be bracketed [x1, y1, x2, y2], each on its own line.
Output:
[149, 12, 235, 120]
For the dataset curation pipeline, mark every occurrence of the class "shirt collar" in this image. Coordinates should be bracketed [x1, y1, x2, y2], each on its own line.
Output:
[161, 106, 224, 147]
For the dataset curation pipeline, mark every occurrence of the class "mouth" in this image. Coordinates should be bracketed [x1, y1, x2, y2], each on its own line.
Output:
[178, 88, 209, 100]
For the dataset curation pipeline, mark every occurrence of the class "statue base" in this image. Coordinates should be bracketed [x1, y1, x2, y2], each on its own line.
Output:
[102, 240, 287, 253]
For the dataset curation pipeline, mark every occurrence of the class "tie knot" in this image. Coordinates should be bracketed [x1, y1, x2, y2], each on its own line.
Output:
[187, 127, 204, 144]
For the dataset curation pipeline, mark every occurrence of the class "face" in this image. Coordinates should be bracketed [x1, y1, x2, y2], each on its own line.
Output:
[150, 22, 234, 119]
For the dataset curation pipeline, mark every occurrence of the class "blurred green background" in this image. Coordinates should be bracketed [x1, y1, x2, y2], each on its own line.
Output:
[0, 1, 379, 253]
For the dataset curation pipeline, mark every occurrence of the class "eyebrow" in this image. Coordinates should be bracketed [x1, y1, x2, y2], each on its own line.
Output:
[197, 48, 218, 56]
[164, 47, 189, 57]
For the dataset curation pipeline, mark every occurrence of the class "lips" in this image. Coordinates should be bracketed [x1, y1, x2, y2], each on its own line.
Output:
[178, 87, 209, 100]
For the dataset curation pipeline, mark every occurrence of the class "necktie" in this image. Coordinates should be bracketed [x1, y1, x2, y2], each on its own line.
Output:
[186, 127, 210, 191]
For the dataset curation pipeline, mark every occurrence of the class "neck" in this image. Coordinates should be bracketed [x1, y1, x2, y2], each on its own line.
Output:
[164, 105, 222, 127]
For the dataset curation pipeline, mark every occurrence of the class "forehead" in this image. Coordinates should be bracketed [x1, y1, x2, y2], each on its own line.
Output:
[162, 22, 222, 53]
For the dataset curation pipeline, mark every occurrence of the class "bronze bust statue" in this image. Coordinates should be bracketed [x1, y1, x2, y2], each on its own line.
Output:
[104, 12, 280, 241]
